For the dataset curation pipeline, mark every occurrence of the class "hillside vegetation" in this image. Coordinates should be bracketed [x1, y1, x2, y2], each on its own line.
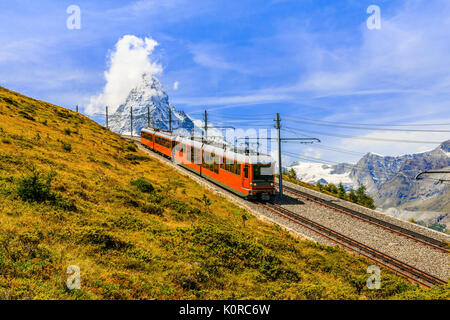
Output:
[0, 86, 448, 300]
[283, 170, 376, 209]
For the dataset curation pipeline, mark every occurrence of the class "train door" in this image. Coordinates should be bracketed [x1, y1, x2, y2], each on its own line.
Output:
[242, 164, 250, 189]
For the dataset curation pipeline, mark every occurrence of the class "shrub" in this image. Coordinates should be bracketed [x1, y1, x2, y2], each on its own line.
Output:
[130, 177, 154, 193]
[337, 183, 346, 199]
[355, 186, 375, 209]
[18, 111, 35, 121]
[125, 143, 137, 152]
[241, 213, 249, 227]
[202, 194, 211, 213]
[63, 128, 71, 135]
[17, 167, 56, 202]
[53, 194, 78, 211]
[125, 154, 149, 162]
[61, 142, 72, 152]
[140, 203, 164, 216]
[349, 189, 358, 203]
[161, 198, 201, 219]
[288, 168, 297, 179]
[81, 227, 129, 250]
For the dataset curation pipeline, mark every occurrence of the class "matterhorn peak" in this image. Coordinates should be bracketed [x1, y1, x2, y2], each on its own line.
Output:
[108, 73, 194, 135]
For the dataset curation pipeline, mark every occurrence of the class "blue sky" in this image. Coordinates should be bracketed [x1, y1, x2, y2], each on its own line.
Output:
[1, 0, 449, 164]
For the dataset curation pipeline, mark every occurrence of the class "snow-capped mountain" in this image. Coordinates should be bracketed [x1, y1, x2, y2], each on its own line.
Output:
[109, 73, 194, 135]
[288, 140, 450, 225]
[288, 162, 354, 190]
[368, 140, 449, 210]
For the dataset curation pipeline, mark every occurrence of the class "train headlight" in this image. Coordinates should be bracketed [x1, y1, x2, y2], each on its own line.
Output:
[249, 182, 253, 186]
[270, 182, 274, 186]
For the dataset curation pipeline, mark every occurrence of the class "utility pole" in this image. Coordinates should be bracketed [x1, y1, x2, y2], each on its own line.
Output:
[204, 110, 208, 139]
[75, 105, 78, 113]
[276, 113, 283, 198]
[147, 106, 151, 128]
[105, 106, 109, 129]
[169, 107, 172, 132]
[130, 107, 133, 137]
[237, 129, 319, 200]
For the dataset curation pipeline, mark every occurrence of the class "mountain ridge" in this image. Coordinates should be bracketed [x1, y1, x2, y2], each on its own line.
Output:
[289, 141, 449, 226]
[109, 73, 194, 135]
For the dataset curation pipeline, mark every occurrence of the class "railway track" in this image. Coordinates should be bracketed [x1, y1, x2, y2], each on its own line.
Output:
[258, 202, 448, 288]
[132, 139, 449, 287]
[278, 183, 449, 253]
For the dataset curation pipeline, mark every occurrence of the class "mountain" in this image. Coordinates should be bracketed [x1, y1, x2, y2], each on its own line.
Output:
[288, 141, 450, 225]
[349, 152, 414, 195]
[371, 141, 449, 209]
[109, 73, 194, 135]
[288, 162, 354, 190]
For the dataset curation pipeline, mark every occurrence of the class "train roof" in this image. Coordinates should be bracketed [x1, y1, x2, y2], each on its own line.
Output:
[141, 128, 175, 140]
[141, 127, 274, 164]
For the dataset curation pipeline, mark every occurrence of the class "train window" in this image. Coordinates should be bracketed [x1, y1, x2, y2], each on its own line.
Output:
[141, 132, 151, 140]
[236, 162, 241, 176]
[194, 148, 201, 165]
[201, 152, 206, 168]
[202, 152, 210, 171]
[253, 164, 273, 181]
[190, 146, 195, 163]
[244, 165, 249, 178]
[207, 152, 211, 170]
[213, 156, 219, 174]
[230, 161, 235, 174]
[220, 157, 225, 170]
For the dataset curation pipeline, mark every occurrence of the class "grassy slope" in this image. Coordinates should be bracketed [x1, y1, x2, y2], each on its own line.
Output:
[0, 87, 447, 300]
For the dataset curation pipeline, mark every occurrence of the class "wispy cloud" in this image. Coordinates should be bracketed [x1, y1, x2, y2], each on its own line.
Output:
[188, 43, 246, 73]
[173, 93, 294, 108]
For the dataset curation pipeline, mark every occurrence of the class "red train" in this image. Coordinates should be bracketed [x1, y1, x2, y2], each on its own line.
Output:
[141, 128, 275, 200]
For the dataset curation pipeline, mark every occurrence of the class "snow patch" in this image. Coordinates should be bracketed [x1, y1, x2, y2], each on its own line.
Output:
[289, 162, 353, 186]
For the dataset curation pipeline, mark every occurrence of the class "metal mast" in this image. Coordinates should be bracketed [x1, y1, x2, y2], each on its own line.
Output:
[276, 113, 283, 197]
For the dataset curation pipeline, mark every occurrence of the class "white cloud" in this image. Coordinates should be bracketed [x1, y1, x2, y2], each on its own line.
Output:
[173, 93, 294, 108]
[189, 43, 243, 72]
[173, 81, 179, 90]
[295, 1, 450, 99]
[86, 35, 162, 115]
[302, 147, 323, 159]
[337, 130, 449, 159]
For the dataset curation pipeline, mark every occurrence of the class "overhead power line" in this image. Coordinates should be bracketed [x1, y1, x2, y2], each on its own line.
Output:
[416, 170, 450, 182]
[285, 119, 450, 133]
[287, 115, 450, 127]
[283, 151, 417, 176]
[284, 126, 444, 144]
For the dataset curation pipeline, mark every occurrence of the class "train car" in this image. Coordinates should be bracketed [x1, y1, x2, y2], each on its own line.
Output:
[141, 128, 174, 158]
[140, 128, 275, 200]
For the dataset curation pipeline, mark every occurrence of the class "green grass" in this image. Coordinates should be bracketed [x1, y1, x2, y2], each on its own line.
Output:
[0, 86, 448, 300]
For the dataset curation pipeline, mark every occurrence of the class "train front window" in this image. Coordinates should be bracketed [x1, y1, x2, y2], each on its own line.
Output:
[253, 164, 273, 181]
